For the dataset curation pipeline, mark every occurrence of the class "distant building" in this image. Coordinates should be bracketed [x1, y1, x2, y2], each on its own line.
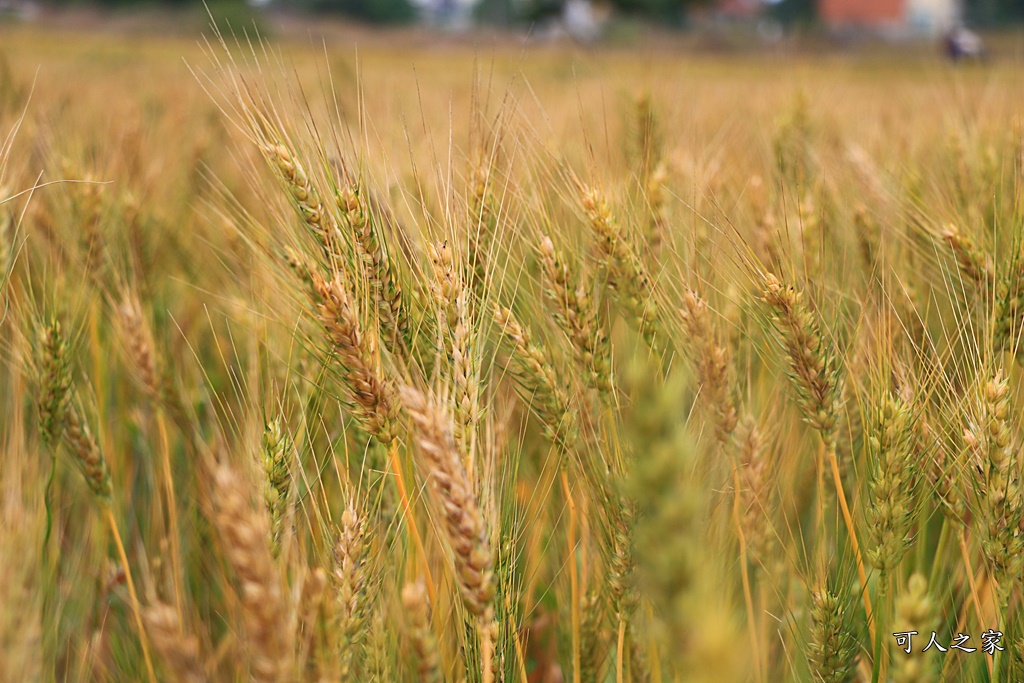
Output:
[819, 0, 960, 35]
[713, 0, 762, 19]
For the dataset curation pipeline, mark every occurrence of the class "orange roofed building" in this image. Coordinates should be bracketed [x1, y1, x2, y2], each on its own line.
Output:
[818, 0, 961, 35]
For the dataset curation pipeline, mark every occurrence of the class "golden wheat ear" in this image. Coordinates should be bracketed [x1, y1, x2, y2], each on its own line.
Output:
[312, 271, 399, 444]
[143, 602, 207, 683]
[400, 385, 495, 621]
[331, 500, 372, 678]
[211, 463, 290, 683]
[402, 580, 443, 683]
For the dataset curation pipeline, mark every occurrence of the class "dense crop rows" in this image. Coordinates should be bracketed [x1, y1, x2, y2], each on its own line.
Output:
[2, 26, 1024, 682]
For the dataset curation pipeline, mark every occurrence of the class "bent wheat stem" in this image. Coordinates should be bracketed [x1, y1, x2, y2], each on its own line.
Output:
[105, 506, 157, 683]
[827, 442, 874, 640]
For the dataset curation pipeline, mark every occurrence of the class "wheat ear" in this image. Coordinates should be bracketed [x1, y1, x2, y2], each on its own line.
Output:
[143, 602, 207, 683]
[312, 272, 399, 443]
[401, 386, 495, 619]
[212, 463, 289, 683]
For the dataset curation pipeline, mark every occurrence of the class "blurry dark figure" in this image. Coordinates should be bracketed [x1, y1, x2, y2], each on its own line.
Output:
[944, 26, 985, 62]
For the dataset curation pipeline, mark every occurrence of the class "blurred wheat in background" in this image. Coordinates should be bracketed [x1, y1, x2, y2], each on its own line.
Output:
[2, 15, 1024, 683]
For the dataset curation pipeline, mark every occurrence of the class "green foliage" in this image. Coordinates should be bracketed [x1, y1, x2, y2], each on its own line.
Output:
[963, 0, 1024, 25]
[303, 0, 416, 24]
[767, 0, 817, 27]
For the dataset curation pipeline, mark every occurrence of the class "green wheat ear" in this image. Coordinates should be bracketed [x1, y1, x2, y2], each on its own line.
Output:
[865, 391, 919, 578]
[260, 417, 292, 558]
[624, 362, 746, 682]
[807, 586, 859, 683]
[36, 318, 73, 447]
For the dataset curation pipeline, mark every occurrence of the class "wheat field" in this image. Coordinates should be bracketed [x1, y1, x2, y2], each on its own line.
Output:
[2, 22, 1024, 683]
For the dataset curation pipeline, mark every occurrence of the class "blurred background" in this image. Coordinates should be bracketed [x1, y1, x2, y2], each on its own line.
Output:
[1, 0, 1023, 53]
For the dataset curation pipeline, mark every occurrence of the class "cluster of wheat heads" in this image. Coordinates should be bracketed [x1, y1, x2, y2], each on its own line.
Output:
[4, 27, 1024, 683]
